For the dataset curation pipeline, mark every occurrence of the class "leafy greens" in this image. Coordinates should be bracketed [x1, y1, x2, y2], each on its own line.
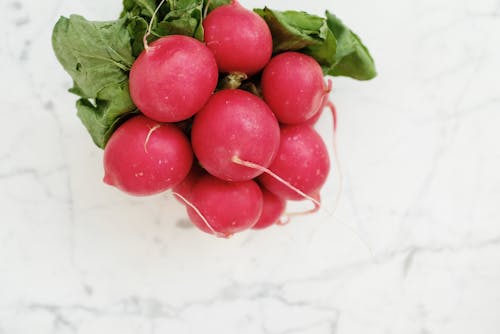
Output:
[52, 0, 376, 148]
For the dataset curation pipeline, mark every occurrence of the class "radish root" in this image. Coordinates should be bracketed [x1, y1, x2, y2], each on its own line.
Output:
[277, 215, 291, 226]
[172, 191, 228, 238]
[330, 114, 343, 217]
[326, 100, 337, 131]
[143, 0, 167, 52]
[144, 124, 161, 154]
[231, 156, 322, 209]
[321, 78, 342, 215]
[285, 192, 321, 218]
[324, 78, 333, 93]
[323, 79, 337, 130]
[203, 0, 212, 18]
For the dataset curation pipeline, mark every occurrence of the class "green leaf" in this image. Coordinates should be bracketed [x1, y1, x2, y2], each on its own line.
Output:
[52, 15, 138, 148]
[76, 82, 138, 149]
[254, 8, 336, 67]
[157, 0, 205, 41]
[324, 11, 376, 80]
[124, 14, 149, 57]
[120, 0, 168, 56]
[302, 28, 336, 67]
[255, 7, 376, 80]
[52, 15, 134, 98]
[121, 0, 158, 18]
[121, 0, 206, 49]
[255, 8, 324, 51]
[204, 0, 231, 14]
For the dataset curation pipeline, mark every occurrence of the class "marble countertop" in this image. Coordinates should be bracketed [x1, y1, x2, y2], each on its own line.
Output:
[1, 0, 499, 333]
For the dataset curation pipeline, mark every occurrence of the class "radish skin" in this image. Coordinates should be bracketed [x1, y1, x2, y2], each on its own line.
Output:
[191, 89, 280, 182]
[129, 35, 218, 123]
[259, 125, 330, 200]
[203, 1, 272, 75]
[252, 188, 286, 230]
[186, 174, 263, 236]
[172, 163, 204, 203]
[262, 52, 327, 124]
[103, 116, 193, 196]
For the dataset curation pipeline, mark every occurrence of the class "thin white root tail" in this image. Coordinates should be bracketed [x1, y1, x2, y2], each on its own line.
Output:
[277, 215, 291, 226]
[172, 192, 227, 238]
[231, 156, 322, 209]
[143, 0, 167, 52]
[330, 117, 343, 217]
[203, 0, 212, 18]
[326, 100, 337, 132]
[144, 124, 161, 154]
[319, 86, 375, 258]
[325, 78, 333, 93]
[322, 78, 341, 215]
[285, 192, 321, 218]
[323, 79, 337, 131]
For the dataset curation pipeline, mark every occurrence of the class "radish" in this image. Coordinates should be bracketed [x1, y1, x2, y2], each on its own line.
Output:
[252, 187, 286, 230]
[259, 124, 330, 200]
[103, 115, 193, 196]
[303, 109, 323, 126]
[303, 99, 337, 128]
[129, 35, 218, 122]
[191, 89, 280, 182]
[203, 1, 272, 75]
[172, 163, 204, 203]
[185, 174, 263, 237]
[262, 52, 329, 124]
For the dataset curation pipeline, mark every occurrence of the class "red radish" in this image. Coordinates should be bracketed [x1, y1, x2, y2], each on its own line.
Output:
[129, 35, 218, 122]
[262, 52, 328, 124]
[306, 79, 338, 130]
[103, 115, 193, 196]
[186, 174, 263, 237]
[191, 89, 280, 182]
[252, 187, 286, 230]
[172, 163, 204, 203]
[303, 109, 322, 126]
[203, 1, 272, 75]
[259, 125, 330, 200]
[303, 81, 334, 126]
[302, 99, 337, 127]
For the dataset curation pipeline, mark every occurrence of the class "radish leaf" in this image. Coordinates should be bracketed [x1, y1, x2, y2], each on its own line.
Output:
[324, 11, 376, 80]
[76, 82, 138, 148]
[52, 15, 137, 148]
[255, 7, 376, 80]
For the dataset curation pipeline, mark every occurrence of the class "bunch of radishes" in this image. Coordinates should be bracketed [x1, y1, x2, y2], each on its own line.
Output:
[102, 2, 329, 237]
[52, 0, 376, 238]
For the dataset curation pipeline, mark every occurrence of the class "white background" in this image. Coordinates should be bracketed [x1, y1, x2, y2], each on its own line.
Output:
[1, 0, 499, 333]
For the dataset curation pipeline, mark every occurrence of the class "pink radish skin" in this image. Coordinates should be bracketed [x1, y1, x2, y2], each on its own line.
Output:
[173, 163, 204, 203]
[186, 175, 263, 236]
[129, 35, 218, 122]
[303, 80, 336, 127]
[302, 92, 327, 126]
[203, 1, 272, 75]
[262, 52, 327, 124]
[252, 187, 286, 230]
[191, 89, 280, 182]
[259, 125, 330, 200]
[303, 110, 322, 126]
[103, 116, 193, 196]
[303, 100, 338, 134]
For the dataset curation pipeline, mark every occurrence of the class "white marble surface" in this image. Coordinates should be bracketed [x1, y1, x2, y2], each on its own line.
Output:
[1, 0, 500, 333]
